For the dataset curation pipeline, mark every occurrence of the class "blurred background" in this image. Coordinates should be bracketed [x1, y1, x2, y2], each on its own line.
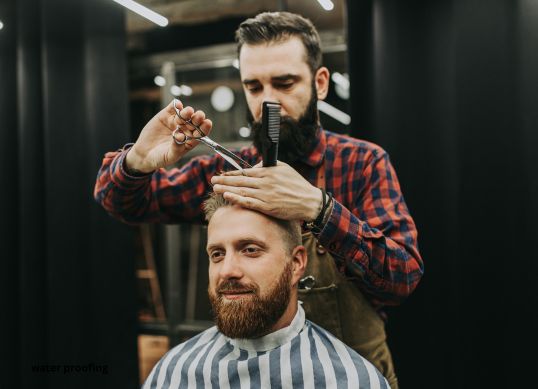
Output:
[1, 0, 537, 388]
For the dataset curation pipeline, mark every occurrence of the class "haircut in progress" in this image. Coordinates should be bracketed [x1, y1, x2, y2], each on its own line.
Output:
[203, 192, 302, 254]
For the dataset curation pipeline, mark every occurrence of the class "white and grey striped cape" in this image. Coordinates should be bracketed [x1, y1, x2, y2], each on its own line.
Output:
[142, 305, 390, 388]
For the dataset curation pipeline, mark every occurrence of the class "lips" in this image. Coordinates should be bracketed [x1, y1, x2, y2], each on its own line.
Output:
[220, 290, 254, 300]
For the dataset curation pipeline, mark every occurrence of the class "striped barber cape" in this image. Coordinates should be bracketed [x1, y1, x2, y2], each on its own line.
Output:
[142, 305, 390, 389]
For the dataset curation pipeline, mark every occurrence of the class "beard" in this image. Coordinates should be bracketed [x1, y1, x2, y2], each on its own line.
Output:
[249, 85, 319, 165]
[208, 261, 293, 339]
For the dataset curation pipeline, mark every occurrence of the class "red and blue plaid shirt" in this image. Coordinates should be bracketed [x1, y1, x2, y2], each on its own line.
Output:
[94, 129, 423, 309]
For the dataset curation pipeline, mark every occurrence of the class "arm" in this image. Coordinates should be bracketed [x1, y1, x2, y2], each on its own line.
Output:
[94, 147, 223, 224]
[93, 99, 218, 224]
[318, 150, 423, 307]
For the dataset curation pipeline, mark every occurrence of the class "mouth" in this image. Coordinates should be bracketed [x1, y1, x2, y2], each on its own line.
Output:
[220, 290, 254, 300]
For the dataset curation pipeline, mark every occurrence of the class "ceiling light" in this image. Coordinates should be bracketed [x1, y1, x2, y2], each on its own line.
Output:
[170, 85, 182, 96]
[112, 0, 168, 27]
[238, 127, 251, 138]
[316, 0, 334, 11]
[154, 75, 166, 87]
[332, 72, 350, 100]
[211, 86, 235, 112]
[317, 100, 351, 125]
[180, 85, 192, 96]
[332, 72, 350, 89]
[0, 21, 4, 30]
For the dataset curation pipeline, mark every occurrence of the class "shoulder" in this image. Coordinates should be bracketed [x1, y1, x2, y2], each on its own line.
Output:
[323, 129, 388, 163]
[305, 320, 390, 388]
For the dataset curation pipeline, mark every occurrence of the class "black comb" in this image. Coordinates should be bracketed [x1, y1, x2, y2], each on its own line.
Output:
[261, 101, 281, 167]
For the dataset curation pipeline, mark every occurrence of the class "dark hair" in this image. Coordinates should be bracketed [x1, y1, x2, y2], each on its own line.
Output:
[203, 192, 302, 253]
[235, 11, 322, 74]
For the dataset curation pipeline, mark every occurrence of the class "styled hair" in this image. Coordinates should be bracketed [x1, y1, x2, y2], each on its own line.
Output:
[235, 11, 323, 75]
[203, 192, 302, 253]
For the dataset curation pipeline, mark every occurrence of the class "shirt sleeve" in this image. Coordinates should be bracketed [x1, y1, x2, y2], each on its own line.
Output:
[317, 148, 424, 307]
[93, 145, 225, 225]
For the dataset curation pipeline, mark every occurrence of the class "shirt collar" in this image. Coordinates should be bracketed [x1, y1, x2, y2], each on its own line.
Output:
[227, 303, 306, 352]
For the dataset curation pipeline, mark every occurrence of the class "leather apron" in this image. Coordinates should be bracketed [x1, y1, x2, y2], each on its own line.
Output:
[298, 162, 398, 388]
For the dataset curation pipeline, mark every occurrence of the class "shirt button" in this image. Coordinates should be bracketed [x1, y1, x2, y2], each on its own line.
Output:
[329, 242, 338, 251]
[316, 244, 327, 255]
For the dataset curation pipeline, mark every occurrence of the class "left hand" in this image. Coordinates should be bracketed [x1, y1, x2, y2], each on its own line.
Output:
[210, 161, 323, 221]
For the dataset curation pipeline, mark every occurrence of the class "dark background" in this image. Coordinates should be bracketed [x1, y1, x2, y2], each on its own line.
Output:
[1, 0, 537, 388]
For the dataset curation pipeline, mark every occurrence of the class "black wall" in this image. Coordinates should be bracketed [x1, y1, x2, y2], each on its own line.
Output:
[347, 1, 538, 387]
[0, 0, 138, 388]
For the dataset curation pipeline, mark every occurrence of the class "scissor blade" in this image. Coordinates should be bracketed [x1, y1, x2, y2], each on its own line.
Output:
[215, 150, 243, 170]
[198, 137, 251, 170]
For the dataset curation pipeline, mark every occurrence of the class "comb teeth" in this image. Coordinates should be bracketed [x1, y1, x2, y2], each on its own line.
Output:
[265, 103, 281, 142]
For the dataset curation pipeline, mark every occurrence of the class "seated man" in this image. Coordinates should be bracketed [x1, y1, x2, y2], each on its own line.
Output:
[142, 193, 390, 389]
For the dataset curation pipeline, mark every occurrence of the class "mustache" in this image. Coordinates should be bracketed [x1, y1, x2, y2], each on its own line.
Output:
[216, 280, 258, 294]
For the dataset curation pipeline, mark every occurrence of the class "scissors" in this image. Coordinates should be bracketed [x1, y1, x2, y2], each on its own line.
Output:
[171, 99, 252, 170]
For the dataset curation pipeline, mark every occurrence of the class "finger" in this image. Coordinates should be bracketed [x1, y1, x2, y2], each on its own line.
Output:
[213, 184, 260, 198]
[178, 106, 195, 124]
[198, 118, 212, 137]
[211, 174, 260, 188]
[190, 110, 206, 127]
[222, 191, 267, 212]
[163, 98, 184, 117]
[219, 166, 266, 178]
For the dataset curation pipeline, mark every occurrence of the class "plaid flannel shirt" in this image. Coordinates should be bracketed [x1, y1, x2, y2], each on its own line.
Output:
[94, 129, 423, 309]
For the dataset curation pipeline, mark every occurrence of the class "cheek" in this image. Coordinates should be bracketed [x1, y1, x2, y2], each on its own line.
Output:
[245, 97, 262, 120]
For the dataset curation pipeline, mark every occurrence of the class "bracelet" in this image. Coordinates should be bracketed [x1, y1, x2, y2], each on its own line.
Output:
[304, 188, 332, 233]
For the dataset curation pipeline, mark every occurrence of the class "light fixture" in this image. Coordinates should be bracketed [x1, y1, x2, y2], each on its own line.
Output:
[316, 0, 334, 11]
[238, 127, 251, 138]
[211, 86, 235, 112]
[317, 100, 351, 125]
[112, 0, 168, 27]
[170, 85, 182, 96]
[0, 21, 4, 30]
[179, 85, 192, 96]
[332, 72, 350, 100]
[153, 75, 166, 87]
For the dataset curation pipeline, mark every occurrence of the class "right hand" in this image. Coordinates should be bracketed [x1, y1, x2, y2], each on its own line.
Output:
[125, 99, 213, 173]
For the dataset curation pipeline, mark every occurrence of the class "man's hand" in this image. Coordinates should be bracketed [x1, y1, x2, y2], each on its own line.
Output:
[125, 99, 213, 174]
[210, 162, 323, 221]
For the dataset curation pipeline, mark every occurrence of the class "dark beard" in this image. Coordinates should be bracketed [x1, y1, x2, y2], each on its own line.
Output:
[208, 261, 293, 339]
[249, 88, 319, 165]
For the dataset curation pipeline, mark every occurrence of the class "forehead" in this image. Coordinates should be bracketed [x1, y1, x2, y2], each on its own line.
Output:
[239, 36, 311, 80]
[207, 206, 283, 246]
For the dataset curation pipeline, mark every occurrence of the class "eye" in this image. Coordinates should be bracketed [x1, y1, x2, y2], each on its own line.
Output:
[209, 250, 225, 262]
[274, 82, 293, 90]
[247, 85, 261, 94]
[242, 245, 262, 257]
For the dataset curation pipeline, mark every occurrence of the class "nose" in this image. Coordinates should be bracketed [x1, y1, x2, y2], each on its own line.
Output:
[218, 253, 243, 280]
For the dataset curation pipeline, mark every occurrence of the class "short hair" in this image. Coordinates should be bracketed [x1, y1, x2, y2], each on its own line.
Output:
[235, 11, 322, 75]
[203, 192, 302, 254]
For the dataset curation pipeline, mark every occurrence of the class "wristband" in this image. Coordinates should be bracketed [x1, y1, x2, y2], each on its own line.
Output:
[304, 188, 332, 233]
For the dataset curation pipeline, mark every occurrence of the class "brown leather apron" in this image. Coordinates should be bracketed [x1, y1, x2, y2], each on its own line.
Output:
[298, 162, 398, 388]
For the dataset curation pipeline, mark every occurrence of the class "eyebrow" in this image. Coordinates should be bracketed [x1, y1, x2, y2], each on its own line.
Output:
[242, 74, 301, 85]
[206, 238, 268, 253]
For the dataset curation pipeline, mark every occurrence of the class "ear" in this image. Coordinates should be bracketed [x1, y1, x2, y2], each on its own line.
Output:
[290, 245, 308, 286]
[314, 66, 330, 100]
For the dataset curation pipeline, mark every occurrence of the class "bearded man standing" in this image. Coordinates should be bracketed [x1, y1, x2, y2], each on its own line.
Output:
[141, 193, 389, 388]
[94, 12, 423, 388]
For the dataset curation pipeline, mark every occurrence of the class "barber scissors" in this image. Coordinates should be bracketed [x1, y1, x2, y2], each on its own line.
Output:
[171, 100, 252, 170]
